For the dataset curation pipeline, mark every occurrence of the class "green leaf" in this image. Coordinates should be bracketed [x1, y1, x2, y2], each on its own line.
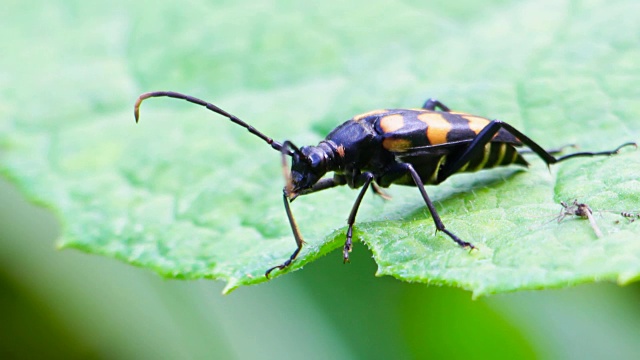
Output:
[2, 0, 639, 295]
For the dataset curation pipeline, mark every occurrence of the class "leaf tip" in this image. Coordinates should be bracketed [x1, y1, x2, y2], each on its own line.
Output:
[617, 271, 640, 286]
[222, 280, 239, 295]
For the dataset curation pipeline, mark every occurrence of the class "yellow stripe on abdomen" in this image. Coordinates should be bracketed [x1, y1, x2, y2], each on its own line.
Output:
[382, 138, 412, 152]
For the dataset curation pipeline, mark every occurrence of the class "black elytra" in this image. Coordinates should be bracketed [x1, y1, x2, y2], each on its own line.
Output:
[134, 92, 636, 278]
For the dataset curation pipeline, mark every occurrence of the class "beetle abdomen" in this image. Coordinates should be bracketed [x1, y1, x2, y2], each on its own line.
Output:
[392, 141, 527, 186]
[355, 109, 527, 185]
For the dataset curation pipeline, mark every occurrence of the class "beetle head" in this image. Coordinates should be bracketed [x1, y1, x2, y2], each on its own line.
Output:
[287, 145, 328, 198]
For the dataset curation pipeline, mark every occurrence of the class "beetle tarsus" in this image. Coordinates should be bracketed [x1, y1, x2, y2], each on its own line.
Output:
[343, 247, 351, 263]
[344, 227, 354, 263]
[440, 228, 476, 250]
[265, 247, 300, 279]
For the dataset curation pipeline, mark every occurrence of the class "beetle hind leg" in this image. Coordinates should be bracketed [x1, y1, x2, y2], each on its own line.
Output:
[437, 120, 636, 182]
[518, 143, 576, 155]
[422, 98, 452, 112]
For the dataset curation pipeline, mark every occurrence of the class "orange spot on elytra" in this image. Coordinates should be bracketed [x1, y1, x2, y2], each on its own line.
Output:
[463, 115, 491, 135]
[418, 112, 451, 145]
[379, 114, 405, 133]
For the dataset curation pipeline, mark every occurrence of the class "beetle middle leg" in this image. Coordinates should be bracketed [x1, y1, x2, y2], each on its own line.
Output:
[377, 163, 476, 249]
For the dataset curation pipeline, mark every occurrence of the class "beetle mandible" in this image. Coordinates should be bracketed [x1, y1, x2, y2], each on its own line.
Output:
[134, 91, 636, 277]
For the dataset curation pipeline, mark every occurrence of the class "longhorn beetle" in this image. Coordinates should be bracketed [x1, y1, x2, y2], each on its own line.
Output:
[134, 91, 636, 278]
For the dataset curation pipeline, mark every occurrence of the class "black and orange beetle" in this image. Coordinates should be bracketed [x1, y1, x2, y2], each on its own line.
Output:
[134, 91, 635, 277]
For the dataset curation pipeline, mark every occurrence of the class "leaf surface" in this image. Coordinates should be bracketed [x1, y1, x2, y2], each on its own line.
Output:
[2, 0, 639, 295]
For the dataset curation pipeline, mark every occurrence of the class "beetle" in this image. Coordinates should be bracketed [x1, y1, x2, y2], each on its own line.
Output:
[134, 91, 636, 278]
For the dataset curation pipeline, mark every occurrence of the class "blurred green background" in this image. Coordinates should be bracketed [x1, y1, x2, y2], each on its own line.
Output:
[3, 0, 640, 358]
[3, 179, 640, 358]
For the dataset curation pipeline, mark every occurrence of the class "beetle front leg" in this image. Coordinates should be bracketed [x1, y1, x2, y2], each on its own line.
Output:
[265, 192, 306, 278]
[371, 182, 392, 200]
[291, 176, 344, 200]
[265, 176, 347, 278]
[343, 172, 375, 263]
[266, 172, 379, 274]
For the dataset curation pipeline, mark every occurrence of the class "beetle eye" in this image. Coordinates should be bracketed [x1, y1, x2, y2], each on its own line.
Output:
[291, 170, 303, 184]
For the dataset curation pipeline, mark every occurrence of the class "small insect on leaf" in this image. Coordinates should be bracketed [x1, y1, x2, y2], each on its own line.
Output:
[618, 211, 640, 223]
[557, 199, 602, 238]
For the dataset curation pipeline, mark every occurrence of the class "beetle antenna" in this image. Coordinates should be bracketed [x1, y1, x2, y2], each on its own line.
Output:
[134, 91, 292, 155]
